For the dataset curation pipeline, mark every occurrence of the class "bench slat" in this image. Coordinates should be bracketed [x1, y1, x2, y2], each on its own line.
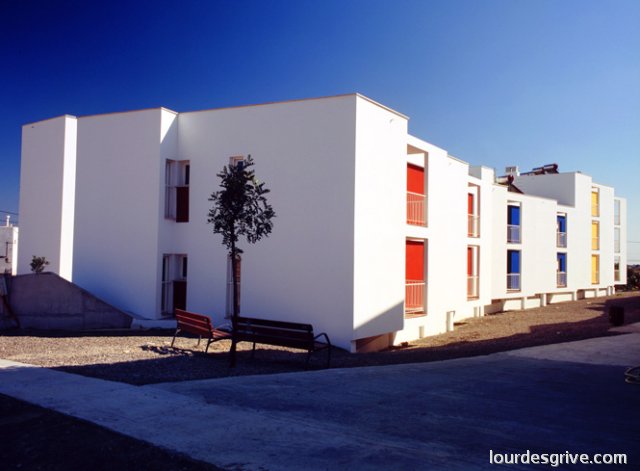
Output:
[236, 326, 313, 341]
[236, 316, 313, 332]
[236, 333, 312, 350]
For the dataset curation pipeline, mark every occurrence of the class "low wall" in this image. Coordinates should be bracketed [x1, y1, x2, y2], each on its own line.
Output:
[0, 273, 132, 330]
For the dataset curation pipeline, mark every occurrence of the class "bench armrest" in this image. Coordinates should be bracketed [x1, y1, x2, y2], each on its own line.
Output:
[314, 332, 331, 346]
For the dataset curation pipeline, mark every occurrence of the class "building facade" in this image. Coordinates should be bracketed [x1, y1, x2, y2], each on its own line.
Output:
[0, 216, 18, 275]
[18, 94, 628, 352]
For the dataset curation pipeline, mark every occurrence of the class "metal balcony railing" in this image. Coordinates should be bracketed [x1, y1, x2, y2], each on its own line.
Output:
[557, 271, 567, 288]
[468, 215, 479, 237]
[407, 192, 426, 226]
[405, 280, 425, 316]
[614, 268, 621, 282]
[557, 231, 567, 248]
[507, 273, 521, 291]
[592, 203, 599, 217]
[467, 275, 479, 298]
[592, 237, 599, 251]
[592, 271, 600, 285]
[614, 240, 620, 253]
[507, 224, 521, 243]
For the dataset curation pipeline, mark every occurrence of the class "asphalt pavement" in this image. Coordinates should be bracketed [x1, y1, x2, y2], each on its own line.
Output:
[1, 330, 639, 470]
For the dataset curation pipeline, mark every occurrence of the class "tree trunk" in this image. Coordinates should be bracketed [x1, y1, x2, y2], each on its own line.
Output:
[229, 238, 239, 368]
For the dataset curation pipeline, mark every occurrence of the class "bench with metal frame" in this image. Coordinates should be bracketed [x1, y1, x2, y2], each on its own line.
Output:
[172, 309, 230, 353]
[233, 316, 332, 368]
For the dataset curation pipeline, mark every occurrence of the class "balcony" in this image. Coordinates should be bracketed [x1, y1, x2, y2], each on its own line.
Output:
[557, 271, 567, 288]
[615, 268, 621, 282]
[507, 224, 521, 243]
[405, 280, 425, 317]
[468, 215, 479, 237]
[592, 237, 599, 251]
[467, 275, 479, 299]
[557, 231, 567, 248]
[507, 273, 521, 291]
[615, 239, 620, 253]
[407, 192, 426, 226]
[591, 203, 599, 217]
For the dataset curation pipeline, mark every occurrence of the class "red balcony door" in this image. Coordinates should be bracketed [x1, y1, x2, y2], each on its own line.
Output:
[406, 240, 425, 315]
[407, 164, 425, 195]
[406, 240, 424, 281]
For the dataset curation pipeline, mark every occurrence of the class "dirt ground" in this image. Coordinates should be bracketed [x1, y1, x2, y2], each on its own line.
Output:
[1, 291, 638, 470]
[1, 292, 638, 385]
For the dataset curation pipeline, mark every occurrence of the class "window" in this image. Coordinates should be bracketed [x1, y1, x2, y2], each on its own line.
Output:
[507, 250, 521, 291]
[556, 214, 567, 248]
[407, 164, 426, 226]
[557, 253, 567, 287]
[591, 221, 599, 250]
[507, 204, 521, 243]
[468, 187, 479, 237]
[467, 245, 479, 298]
[161, 254, 188, 315]
[591, 254, 599, 285]
[229, 155, 245, 168]
[614, 199, 621, 225]
[591, 188, 599, 217]
[405, 239, 426, 316]
[165, 160, 190, 222]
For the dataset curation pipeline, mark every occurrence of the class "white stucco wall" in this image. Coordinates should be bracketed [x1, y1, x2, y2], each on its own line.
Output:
[176, 95, 360, 350]
[18, 116, 77, 279]
[616, 197, 628, 285]
[352, 97, 407, 345]
[72, 109, 165, 318]
[395, 136, 478, 343]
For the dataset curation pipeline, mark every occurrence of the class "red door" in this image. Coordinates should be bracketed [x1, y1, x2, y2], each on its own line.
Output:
[407, 164, 425, 195]
[406, 240, 424, 281]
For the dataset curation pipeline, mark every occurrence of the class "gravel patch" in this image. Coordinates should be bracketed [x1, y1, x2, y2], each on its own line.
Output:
[1, 292, 638, 385]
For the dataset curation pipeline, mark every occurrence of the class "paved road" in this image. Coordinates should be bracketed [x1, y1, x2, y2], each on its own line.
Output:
[1, 333, 639, 470]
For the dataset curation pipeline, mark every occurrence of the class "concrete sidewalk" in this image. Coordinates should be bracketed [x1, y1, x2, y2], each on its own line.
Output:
[1, 333, 639, 470]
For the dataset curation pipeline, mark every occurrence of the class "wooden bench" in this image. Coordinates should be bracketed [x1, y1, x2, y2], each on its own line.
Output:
[233, 316, 332, 367]
[172, 309, 231, 353]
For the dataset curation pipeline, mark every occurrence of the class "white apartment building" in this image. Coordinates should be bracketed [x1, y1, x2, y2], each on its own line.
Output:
[18, 94, 628, 352]
[0, 216, 18, 275]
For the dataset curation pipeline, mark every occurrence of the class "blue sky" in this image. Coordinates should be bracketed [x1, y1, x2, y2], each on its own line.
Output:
[1, 0, 639, 260]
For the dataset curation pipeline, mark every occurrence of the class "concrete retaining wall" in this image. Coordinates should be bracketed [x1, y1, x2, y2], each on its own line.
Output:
[0, 273, 132, 330]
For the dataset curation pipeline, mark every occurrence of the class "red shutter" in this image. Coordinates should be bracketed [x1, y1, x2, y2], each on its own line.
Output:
[406, 240, 424, 281]
[407, 164, 425, 195]
[468, 193, 474, 215]
[173, 280, 187, 311]
[467, 247, 473, 276]
[176, 186, 189, 223]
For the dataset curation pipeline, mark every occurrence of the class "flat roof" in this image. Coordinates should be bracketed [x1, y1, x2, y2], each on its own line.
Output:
[23, 93, 409, 127]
